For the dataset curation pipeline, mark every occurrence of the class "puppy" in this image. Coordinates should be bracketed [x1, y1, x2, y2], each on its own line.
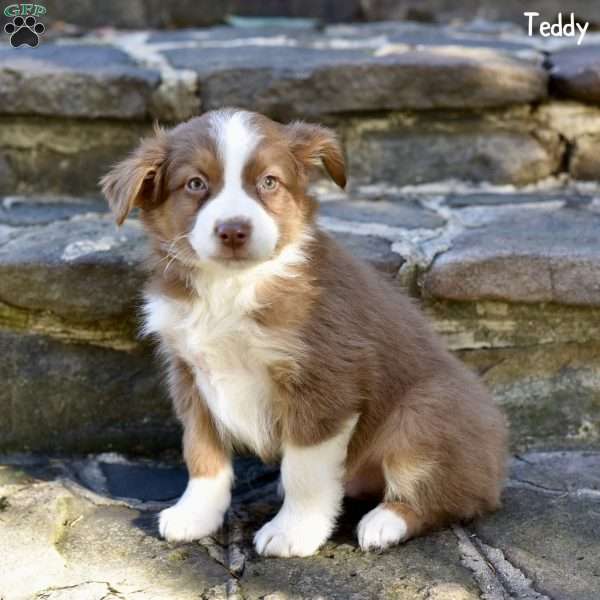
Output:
[101, 108, 507, 557]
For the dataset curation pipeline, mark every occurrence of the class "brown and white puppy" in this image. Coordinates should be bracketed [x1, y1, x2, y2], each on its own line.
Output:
[101, 108, 508, 557]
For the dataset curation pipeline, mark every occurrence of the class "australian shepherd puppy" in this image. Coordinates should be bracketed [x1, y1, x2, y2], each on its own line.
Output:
[101, 108, 507, 557]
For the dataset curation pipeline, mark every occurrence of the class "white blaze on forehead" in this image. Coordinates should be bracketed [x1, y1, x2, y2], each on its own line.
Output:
[212, 110, 260, 188]
[189, 110, 280, 262]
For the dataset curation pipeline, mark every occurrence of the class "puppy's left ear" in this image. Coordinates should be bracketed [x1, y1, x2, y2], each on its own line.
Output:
[285, 122, 346, 189]
[100, 127, 168, 225]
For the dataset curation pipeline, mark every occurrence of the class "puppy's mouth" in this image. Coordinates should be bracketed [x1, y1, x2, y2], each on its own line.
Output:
[211, 248, 256, 264]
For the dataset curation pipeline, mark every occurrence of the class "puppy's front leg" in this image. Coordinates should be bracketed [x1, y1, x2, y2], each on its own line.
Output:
[159, 359, 233, 542]
[254, 416, 357, 557]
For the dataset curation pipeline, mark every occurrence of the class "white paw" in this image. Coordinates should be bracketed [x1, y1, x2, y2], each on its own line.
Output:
[254, 509, 332, 557]
[158, 473, 232, 542]
[357, 505, 407, 551]
[159, 501, 225, 542]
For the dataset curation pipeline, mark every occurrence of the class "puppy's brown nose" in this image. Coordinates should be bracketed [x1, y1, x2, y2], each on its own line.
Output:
[214, 219, 252, 249]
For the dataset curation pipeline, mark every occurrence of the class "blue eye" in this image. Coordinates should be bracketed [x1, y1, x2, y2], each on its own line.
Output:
[187, 177, 207, 192]
[260, 175, 278, 191]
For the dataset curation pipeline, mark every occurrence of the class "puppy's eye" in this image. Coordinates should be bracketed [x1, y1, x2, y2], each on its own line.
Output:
[186, 176, 208, 193]
[259, 175, 278, 192]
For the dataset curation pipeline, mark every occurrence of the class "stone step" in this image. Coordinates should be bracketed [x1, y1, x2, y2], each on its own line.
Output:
[1, 23, 599, 195]
[1, 186, 599, 453]
[34, 0, 600, 29]
[1, 450, 599, 599]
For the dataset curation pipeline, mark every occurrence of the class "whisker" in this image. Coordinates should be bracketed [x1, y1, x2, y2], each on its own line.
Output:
[163, 253, 178, 275]
[154, 234, 194, 274]
[155, 253, 172, 266]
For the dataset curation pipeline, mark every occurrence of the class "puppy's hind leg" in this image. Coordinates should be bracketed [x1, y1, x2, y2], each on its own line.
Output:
[357, 501, 424, 552]
[357, 375, 506, 552]
[356, 454, 441, 551]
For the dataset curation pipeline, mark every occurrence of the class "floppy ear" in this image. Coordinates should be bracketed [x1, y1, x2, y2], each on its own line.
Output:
[100, 127, 168, 225]
[285, 122, 346, 189]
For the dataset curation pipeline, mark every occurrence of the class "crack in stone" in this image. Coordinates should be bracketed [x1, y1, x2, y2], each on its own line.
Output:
[35, 581, 126, 600]
[194, 508, 248, 594]
[225, 578, 244, 600]
[508, 477, 569, 495]
[202, 508, 248, 598]
[201, 578, 245, 600]
[453, 526, 506, 600]
[513, 455, 535, 466]
[225, 508, 246, 578]
[198, 536, 229, 570]
[506, 478, 600, 500]
[453, 526, 552, 600]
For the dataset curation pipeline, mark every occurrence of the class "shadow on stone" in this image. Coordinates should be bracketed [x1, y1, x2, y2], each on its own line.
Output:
[101, 461, 187, 502]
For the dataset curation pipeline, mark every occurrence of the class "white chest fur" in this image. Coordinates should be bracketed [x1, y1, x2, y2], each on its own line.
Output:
[142, 250, 308, 457]
[143, 292, 276, 456]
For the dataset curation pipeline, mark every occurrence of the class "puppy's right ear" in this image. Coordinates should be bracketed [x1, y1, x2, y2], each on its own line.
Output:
[100, 128, 168, 225]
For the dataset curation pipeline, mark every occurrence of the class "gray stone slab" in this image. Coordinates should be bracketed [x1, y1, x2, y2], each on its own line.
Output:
[241, 527, 481, 599]
[0, 223, 23, 246]
[321, 198, 445, 229]
[0, 453, 474, 600]
[44, 0, 342, 29]
[330, 231, 405, 274]
[226, 0, 361, 23]
[0, 117, 150, 196]
[423, 204, 600, 306]
[42, 0, 151, 29]
[361, 0, 600, 30]
[549, 45, 600, 105]
[146, 26, 318, 45]
[347, 126, 562, 186]
[461, 452, 600, 600]
[0, 24, 548, 121]
[511, 451, 600, 493]
[475, 488, 600, 600]
[164, 43, 546, 118]
[0, 196, 106, 226]
[326, 21, 540, 54]
[34, 0, 600, 32]
[0, 215, 146, 320]
[443, 192, 576, 208]
[0, 44, 160, 119]
[457, 341, 600, 451]
[152, 21, 538, 54]
[0, 331, 174, 454]
[149, 20, 536, 55]
[0, 472, 228, 600]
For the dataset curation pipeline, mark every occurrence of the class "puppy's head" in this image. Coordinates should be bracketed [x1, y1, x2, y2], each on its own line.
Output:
[101, 109, 345, 268]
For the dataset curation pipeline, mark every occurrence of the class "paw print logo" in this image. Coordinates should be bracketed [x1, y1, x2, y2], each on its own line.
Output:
[4, 15, 45, 48]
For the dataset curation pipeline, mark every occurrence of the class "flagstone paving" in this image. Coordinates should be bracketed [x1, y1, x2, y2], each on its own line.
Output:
[1, 451, 598, 600]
